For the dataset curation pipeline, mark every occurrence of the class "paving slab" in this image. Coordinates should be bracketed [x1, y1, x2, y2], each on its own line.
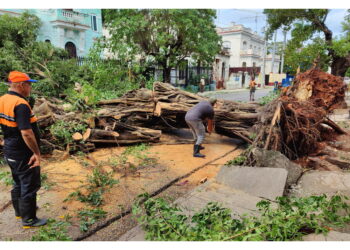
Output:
[251, 148, 303, 187]
[302, 231, 350, 241]
[291, 170, 350, 197]
[119, 180, 265, 241]
[215, 166, 288, 200]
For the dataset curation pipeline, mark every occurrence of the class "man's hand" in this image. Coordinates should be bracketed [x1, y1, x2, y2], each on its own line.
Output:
[28, 153, 41, 168]
[207, 119, 214, 134]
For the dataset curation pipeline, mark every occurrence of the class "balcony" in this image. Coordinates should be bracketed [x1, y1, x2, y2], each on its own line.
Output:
[220, 47, 231, 56]
[240, 49, 261, 58]
[51, 9, 90, 30]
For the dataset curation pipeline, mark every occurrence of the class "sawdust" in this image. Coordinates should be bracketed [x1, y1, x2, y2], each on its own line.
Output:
[0, 131, 241, 240]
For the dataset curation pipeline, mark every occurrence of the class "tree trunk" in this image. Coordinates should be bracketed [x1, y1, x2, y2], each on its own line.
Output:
[163, 67, 171, 83]
[331, 54, 350, 77]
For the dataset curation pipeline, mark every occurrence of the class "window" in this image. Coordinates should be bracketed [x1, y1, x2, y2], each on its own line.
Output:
[91, 15, 97, 31]
[223, 41, 231, 49]
[243, 41, 247, 49]
[242, 62, 247, 67]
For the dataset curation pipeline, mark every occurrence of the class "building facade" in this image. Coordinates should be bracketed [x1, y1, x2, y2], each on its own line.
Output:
[0, 9, 103, 57]
[214, 23, 281, 89]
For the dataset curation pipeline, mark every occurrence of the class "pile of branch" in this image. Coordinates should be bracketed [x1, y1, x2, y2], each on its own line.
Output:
[32, 82, 261, 154]
[250, 69, 347, 160]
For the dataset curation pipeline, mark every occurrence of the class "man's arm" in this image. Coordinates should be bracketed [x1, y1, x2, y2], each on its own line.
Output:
[21, 129, 41, 167]
[15, 104, 41, 168]
[207, 119, 214, 133]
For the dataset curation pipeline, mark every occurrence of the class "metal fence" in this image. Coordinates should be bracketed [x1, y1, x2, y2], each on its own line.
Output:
[74, 57, 213, 85]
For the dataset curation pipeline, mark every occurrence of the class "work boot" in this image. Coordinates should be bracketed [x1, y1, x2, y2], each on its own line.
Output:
[193, 144, 205, 158]
[19, 197, 47, 229]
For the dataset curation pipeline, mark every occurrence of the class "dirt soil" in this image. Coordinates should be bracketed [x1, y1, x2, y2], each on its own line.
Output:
[0, 130, 242, 241]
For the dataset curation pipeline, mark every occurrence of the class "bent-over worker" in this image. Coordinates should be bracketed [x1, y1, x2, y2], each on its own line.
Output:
[185, 98, 216, 158]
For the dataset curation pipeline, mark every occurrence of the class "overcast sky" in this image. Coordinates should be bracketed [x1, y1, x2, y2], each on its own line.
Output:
[215, 9, 348, 42]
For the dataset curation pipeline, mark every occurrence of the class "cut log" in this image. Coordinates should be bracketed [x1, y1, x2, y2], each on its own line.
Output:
[83, 128, 91, 141]
[72, 132, 83, 141]
[84, 129, 120, 141]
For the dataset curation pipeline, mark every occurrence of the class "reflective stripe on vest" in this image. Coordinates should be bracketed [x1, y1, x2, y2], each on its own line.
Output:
[0, 94, 37, 127]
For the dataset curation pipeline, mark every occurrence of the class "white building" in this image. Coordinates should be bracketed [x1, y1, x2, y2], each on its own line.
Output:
[214, 23, 281, 89]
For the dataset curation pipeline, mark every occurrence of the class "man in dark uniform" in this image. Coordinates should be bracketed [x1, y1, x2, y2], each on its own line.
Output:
[0, 71, 47, 228]
[185, 98, 216, 158]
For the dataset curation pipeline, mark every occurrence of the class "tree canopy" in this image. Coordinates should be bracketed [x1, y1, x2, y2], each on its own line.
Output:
[264, 9, 350, 76]
[102, 9, 222, 83]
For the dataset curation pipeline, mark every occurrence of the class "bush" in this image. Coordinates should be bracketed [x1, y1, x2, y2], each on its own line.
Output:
[259, 90, 281, 105]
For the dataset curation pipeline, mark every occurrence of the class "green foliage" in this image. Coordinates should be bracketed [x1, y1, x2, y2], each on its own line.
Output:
[263, 9, 329, 39]
[132, 194, 350, 241]
[108, 144, 158, 171]
[49, 120, 87, 145]
[65, 83, 101, 111]
[264, 9, 350, 76]
[31, 219, 72, 241]
[0, 170, 14, 186]
[0, 12, 86, 97]
[284, 37, 329, 74]
[32, 58, 82, 97]
[103, 9, 221, 82]
[259, 90, 280, 105]
[78, 208, 107, 232]
[67, 189, 104, 207]
[40, 173, 55, 190]
[0, 12, 40, 80]
[88, 168, 119, 189]
[226, 155, 247, 166]
[65, 168, 118, 207]
[0, 82, 9, 96]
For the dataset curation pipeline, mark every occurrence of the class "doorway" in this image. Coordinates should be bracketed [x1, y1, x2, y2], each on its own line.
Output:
[65, 42, 77, 58]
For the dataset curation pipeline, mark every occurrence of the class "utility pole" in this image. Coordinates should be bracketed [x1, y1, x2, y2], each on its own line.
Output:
[261, 26, 267, 87]
[281, 29, 287, 74]
[270, 30, 277, 73]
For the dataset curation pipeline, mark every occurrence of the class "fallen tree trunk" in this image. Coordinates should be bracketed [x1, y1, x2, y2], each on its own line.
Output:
[95, 83, 261, 141]
[92, 119, 162, 144]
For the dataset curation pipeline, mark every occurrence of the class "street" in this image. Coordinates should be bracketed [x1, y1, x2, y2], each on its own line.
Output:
[202, 87, 273, 102]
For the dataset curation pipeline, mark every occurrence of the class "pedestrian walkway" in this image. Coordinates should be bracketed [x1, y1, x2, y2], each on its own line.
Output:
[118, 165, 287, 241]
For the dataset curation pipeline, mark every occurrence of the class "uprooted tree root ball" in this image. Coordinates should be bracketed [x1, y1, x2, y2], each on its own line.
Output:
[248, 69, 347, 161]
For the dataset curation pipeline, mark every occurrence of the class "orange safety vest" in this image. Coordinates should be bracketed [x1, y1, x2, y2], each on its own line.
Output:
[0, 93, 37, 127]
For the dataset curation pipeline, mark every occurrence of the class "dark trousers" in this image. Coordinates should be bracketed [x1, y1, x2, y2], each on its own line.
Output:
[5, 156, 41, 216]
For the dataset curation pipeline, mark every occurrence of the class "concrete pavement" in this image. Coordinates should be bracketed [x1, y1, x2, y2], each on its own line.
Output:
[199, 86, 274, 102]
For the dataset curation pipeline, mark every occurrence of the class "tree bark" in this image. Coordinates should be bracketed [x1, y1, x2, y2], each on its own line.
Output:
[331, 55, 350, 77]
[163, 67, 171, 83]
